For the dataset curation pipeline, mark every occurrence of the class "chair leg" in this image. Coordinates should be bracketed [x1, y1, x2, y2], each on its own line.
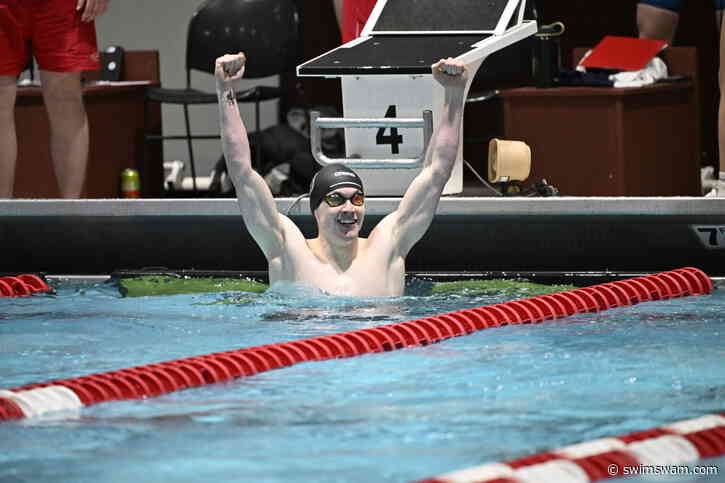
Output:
[142, 98, 162, 197]
[142, 98, 149, 197]
[182, 103, 198, 193]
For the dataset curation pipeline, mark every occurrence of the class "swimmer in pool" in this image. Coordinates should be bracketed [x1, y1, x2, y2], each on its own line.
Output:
[215, 53, 467, 296]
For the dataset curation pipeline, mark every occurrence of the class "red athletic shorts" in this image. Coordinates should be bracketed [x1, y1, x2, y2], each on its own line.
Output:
[0, 0, 99, 76]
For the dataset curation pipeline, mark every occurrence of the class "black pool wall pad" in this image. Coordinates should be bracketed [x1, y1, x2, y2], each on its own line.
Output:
[374, 0, 511, 32]
[3, 198, 725, 276]
[298, 35, 491, 75]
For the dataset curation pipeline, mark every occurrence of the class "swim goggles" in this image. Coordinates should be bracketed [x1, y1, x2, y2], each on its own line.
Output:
[323, 191, 365, 207]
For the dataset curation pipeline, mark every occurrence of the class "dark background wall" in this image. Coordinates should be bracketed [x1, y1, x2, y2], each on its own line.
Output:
[283, 0, 720, 172]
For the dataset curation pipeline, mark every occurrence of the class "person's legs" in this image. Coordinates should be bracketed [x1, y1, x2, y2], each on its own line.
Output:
[29, 0, 100, 199]
[637, 2, 681, 44]
[0, 0, 27, 199]
[0, 75, 17, 198]
[39, 70, 88, 198]
[718, 7, 724, 175]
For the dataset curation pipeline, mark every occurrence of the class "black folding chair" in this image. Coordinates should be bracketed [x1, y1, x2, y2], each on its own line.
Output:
[144, 0, 299, 193]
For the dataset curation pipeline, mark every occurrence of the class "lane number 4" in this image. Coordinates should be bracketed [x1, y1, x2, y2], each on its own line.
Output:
[376, 105, 403, 154]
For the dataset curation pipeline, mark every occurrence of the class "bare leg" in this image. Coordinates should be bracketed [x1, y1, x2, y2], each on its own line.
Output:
[39, 70, 89, 198]
[719, 10, 724, 174]
[637, 3, 679, 44]
[0, 75, 17, 198]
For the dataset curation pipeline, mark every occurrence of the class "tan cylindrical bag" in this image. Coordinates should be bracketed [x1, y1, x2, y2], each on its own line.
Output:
[488, 138, 531, 183]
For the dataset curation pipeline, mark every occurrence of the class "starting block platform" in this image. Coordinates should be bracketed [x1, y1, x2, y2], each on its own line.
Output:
[297, 0, 537, 196]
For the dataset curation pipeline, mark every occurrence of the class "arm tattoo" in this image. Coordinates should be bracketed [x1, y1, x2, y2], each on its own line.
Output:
[225, 88, 235, 105]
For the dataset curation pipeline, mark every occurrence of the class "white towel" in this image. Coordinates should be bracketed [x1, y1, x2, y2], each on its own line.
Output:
[608, 57, 669, 88]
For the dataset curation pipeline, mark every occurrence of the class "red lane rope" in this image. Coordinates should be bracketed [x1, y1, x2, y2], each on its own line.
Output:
[0, 267, 713, 421]
[413, 413, 725, 483]
[0, 274, 51, 297]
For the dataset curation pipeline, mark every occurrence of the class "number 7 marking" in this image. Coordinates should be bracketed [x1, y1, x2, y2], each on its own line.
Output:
[697, 228, 719, 246]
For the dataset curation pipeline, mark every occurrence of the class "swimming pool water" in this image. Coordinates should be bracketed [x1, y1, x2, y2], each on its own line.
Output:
[1, 279, 724, 482]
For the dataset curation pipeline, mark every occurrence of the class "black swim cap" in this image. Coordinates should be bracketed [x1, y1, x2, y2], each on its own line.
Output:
[309, 164, 364, 214]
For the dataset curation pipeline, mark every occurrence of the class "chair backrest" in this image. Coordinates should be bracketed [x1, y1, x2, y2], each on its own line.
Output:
[186, 0, 299, 83]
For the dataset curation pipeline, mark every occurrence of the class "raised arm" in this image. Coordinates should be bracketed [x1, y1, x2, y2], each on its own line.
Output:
[216, 53, 287, 260]
[374, 58, 468, 257]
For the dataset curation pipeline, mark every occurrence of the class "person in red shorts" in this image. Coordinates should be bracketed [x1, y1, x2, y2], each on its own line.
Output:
[0, 0, 109, 199]
[637, 1, 724, 190]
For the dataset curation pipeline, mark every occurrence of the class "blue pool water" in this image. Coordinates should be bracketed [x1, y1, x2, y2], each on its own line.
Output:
[1, 279, 724, 483]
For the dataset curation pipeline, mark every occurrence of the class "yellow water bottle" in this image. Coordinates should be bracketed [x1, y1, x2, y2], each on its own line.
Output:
[120, 168, 140, 198]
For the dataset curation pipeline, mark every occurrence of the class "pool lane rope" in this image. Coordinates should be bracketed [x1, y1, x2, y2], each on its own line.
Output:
[0, 274, 50, 297]
[0, 267, 713, 422]
[413, 413, 725, 483]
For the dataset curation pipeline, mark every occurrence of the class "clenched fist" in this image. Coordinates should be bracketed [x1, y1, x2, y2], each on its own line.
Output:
[215, 52, 246, 87]
[431, 57, 468, 89]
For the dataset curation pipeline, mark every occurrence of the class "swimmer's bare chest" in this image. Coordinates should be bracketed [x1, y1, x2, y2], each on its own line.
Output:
[270, 239, 405, 296]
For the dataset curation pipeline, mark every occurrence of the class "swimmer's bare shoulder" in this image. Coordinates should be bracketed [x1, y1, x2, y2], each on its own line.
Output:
[266, 215, 310, 277]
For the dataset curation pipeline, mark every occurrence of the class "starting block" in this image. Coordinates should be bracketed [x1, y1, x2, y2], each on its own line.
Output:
[297, 0, 537, 196]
